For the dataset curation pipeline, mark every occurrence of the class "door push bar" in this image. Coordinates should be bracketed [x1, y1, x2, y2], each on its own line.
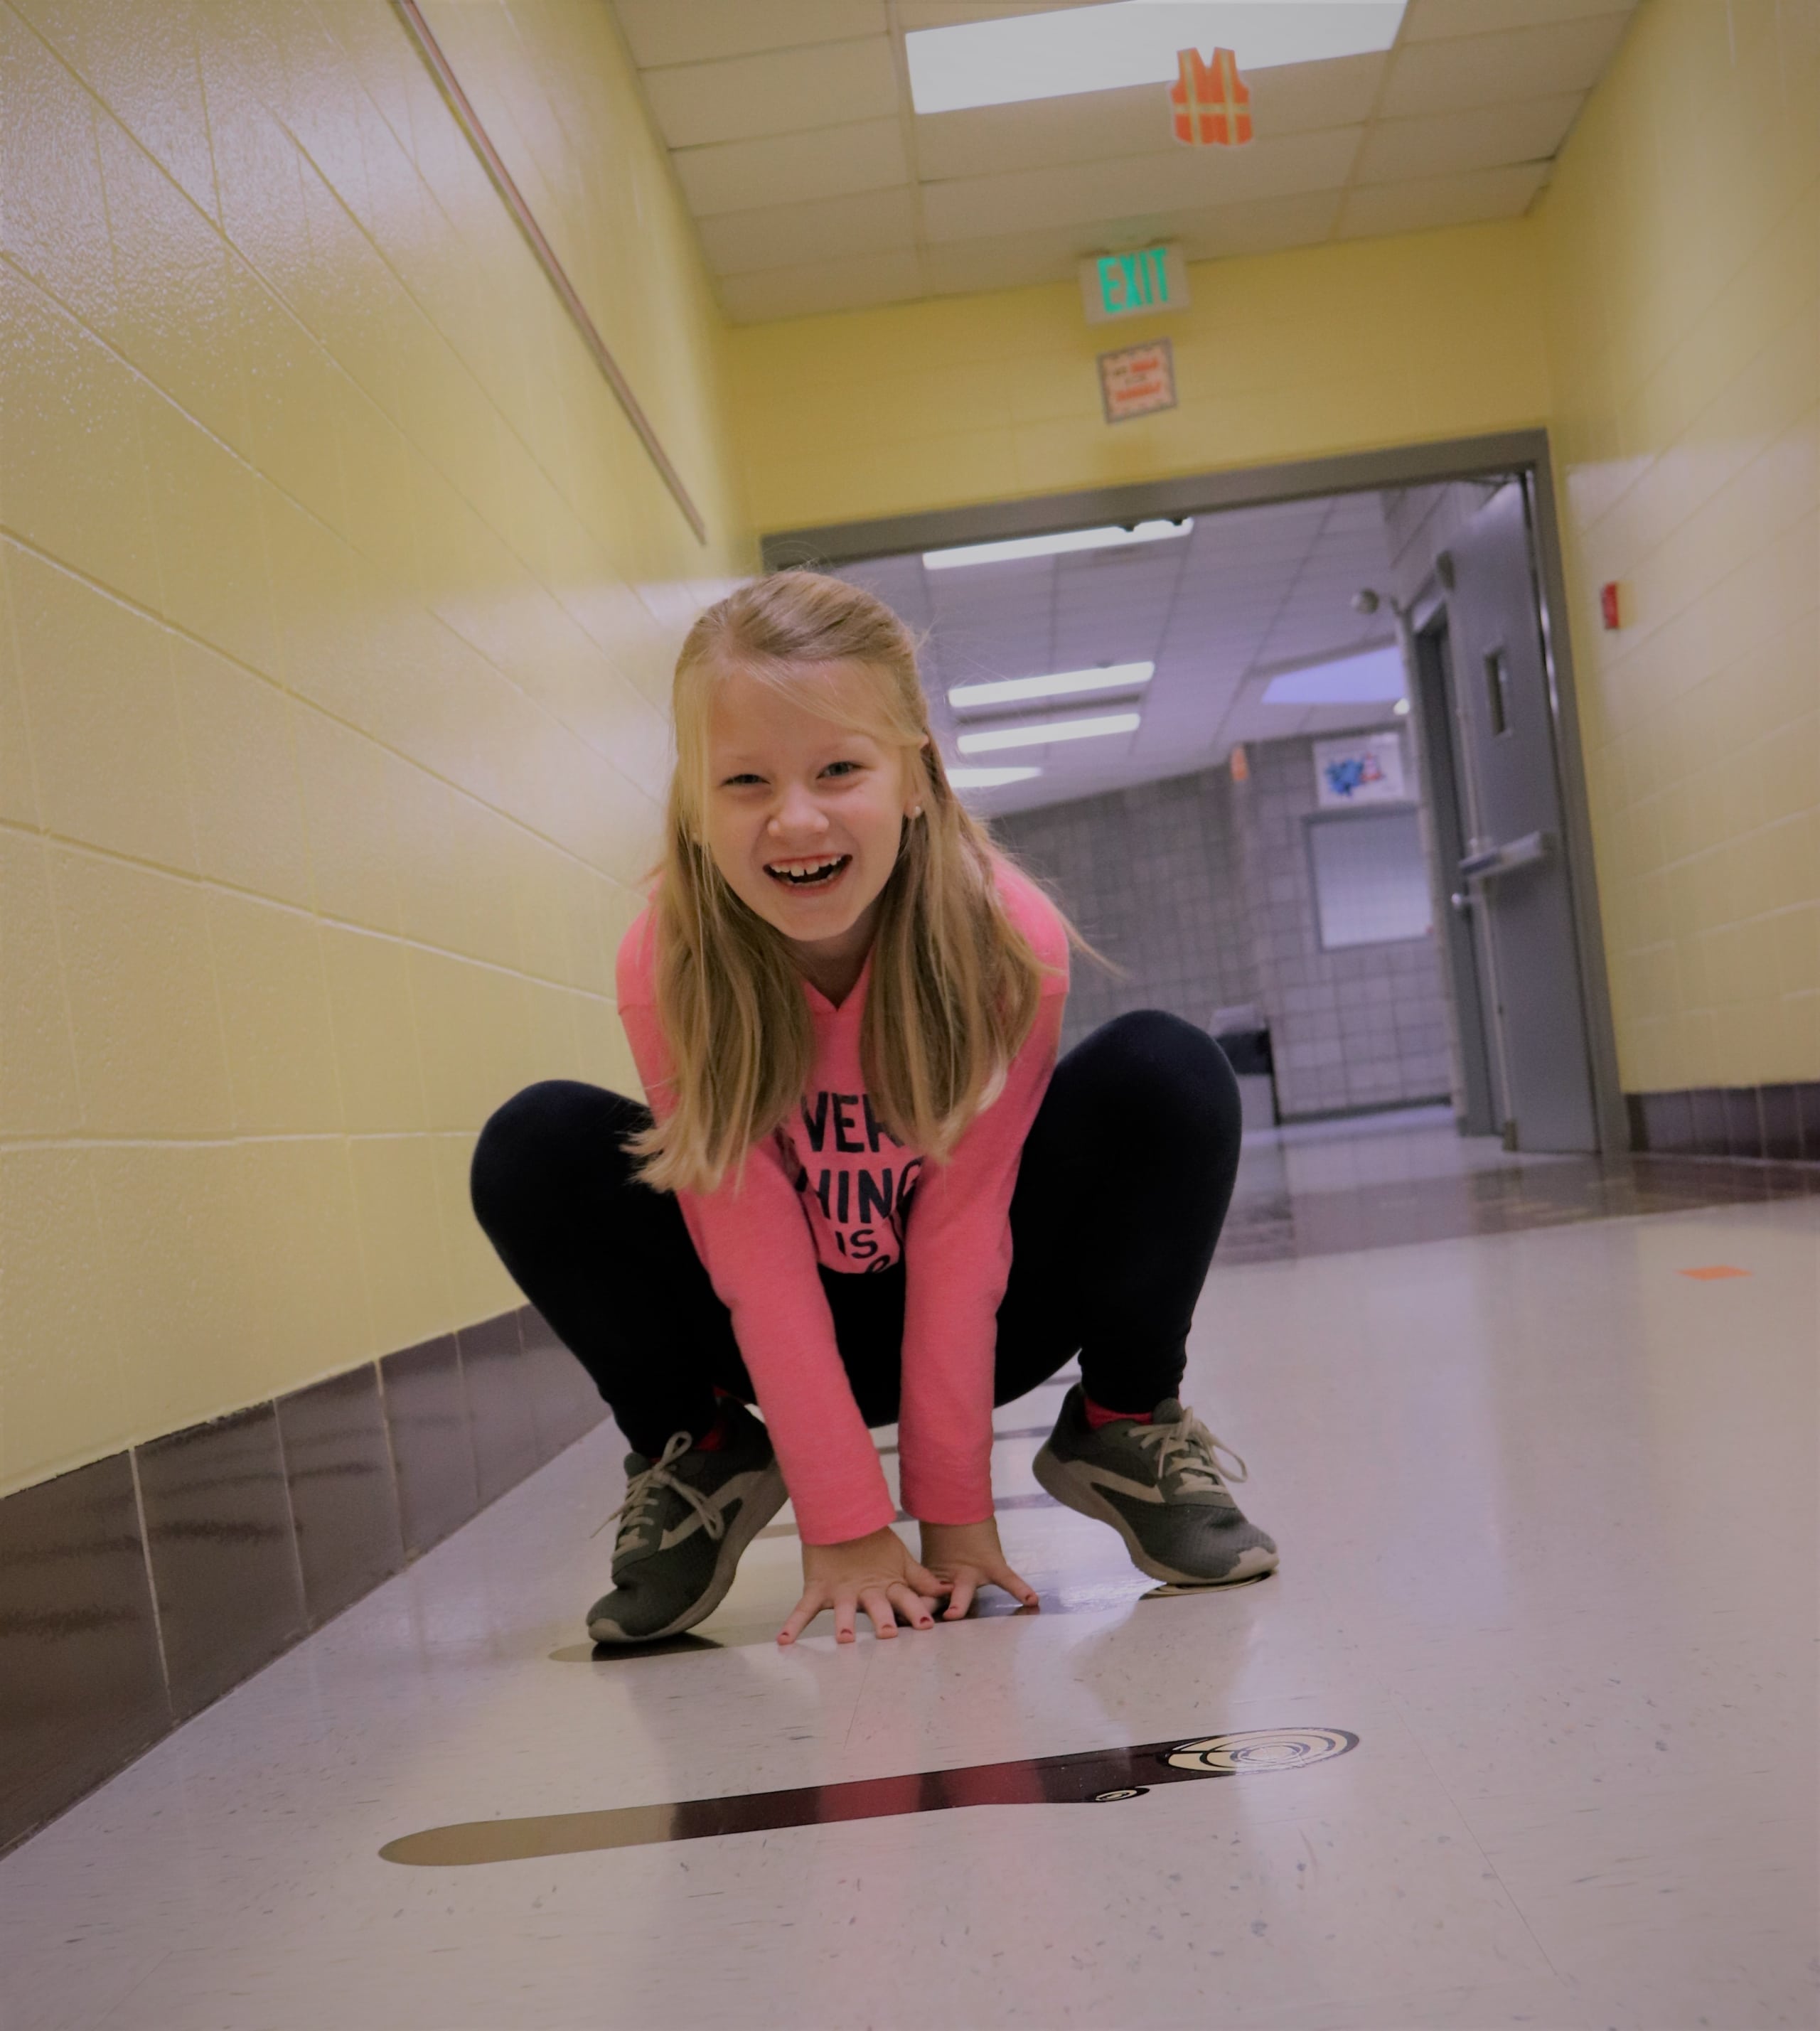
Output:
[1457, 830, 1553, 881]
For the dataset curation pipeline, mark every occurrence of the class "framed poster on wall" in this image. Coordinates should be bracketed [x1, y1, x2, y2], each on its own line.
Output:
[1313, 730, 1406, 808]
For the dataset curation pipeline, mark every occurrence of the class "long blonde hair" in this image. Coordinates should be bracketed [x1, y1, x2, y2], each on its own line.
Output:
[632, 572, 1055, 1195]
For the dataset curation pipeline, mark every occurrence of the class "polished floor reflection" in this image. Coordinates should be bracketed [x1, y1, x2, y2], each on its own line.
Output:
[2, 1116, 1814, 2031]
[1223, 1103, 1819, 1264]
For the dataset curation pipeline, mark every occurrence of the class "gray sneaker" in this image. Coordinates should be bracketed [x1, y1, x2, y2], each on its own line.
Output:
[1032, 1386, 1278, 1586]
[587, 1400, 786, 1644]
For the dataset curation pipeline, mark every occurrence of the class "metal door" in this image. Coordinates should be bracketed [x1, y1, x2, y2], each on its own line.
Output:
[1440, 481, 1597, 1152]
[1411, 614, 1500, 1137]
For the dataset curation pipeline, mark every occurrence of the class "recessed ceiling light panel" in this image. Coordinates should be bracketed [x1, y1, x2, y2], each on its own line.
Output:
[957, 712, 1142, 754]
[906, 2, 1407, 117]
[948, 662, 1155, 709]
[948, 766, 1044, 790]
[1259, 643, 1405, 705]
[923, 520, 1190, 572]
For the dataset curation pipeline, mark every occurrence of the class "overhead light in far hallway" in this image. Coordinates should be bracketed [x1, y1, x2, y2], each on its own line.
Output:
[958, 712, 1142, 754]
[906, 1, 1406, 116]
[948, 766, 1044, 790]
[949, 662, 1155, 710]
[923, 520, 1191, 571]
[1259, 643, 1406, 705]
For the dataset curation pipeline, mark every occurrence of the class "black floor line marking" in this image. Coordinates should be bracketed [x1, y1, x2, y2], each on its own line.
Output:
[547, 1568, 1275, 1662]
[381, 1728, 1358, 1865]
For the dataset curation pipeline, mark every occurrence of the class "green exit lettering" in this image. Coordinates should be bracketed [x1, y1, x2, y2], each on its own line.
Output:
[1098, 246, 1172, 317]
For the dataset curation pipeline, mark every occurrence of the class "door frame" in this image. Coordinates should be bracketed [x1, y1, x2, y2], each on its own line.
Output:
[760, 429, 1629, 1157]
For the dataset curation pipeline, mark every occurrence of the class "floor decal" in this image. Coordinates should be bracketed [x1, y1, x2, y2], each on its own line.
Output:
[380, 1727, 1359, 1866]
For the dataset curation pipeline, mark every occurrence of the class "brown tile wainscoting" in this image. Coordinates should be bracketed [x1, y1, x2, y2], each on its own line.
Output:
[0, 1307, 604, 1858]
[1626, 1081, 1820, 1162]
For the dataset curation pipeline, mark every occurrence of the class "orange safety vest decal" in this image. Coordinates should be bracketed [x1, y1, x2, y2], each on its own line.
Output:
[1169, 46, 1253, 147]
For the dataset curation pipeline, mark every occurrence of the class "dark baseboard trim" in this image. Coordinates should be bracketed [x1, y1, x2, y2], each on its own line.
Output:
[1626, 1081, 1820, 1163]
[0, 1307, 605, 1858]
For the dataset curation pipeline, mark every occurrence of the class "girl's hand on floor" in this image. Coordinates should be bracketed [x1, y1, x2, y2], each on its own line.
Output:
[778, 1528, 943, 1646]
[919, 1518, 1039, 1619]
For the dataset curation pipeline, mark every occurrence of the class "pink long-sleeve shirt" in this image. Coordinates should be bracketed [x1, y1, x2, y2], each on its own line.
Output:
[615, 862, 1069, 1545]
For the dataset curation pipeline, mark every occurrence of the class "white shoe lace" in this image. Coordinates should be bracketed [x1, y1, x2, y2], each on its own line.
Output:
[1133, 1407, 1249, 1494]
[594, 1430, 725, 1552]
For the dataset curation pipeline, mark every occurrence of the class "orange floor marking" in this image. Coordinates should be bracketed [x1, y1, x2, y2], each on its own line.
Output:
[1678, 1265, 1750, 1280]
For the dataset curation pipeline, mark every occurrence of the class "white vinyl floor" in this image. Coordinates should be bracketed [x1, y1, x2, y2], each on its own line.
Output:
[3, 1182, 1815, 2030]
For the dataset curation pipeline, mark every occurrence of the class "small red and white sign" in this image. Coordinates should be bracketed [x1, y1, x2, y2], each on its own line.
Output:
[1170, 47, 1252, 147]
[1098, 338, 1177, 423]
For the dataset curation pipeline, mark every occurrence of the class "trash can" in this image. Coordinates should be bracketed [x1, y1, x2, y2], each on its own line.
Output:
[1210, 1004, 1277, 1136]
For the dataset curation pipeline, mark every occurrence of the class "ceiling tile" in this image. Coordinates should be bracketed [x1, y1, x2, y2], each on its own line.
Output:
[1169, 188, 1344, 261]
[1379, 12, 1632, 116]
[921, 223, 1099, 297]
[922, 126, 1364, 243]
[913, 84, 1167, 183]
[913, 49, 1383, 182]
[1246, 50, 1390, 139]
[638, 37, 898, 149]
[1401, 0, 1634, 43]
[696, 185, 919, 276]
[611, 0, 887, 70]
[1355, 92, 1581, 183]
[716, 248, 925, 323]
[1334, 159, 1550, 240]
[896, 1, 1110, 29]
[674, 119, 910, 216]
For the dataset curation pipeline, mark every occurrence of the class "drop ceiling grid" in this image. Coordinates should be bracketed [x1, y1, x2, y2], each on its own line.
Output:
[830, 486, 1403, 815]
[613, 1, 1638, 323]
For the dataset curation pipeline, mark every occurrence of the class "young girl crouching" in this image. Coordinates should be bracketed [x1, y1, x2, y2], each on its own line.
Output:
[471, 573, 1275, 1646]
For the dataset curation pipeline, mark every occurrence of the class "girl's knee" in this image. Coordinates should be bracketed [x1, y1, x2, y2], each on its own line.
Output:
[471, 1080, 636, 1227]
[1081, 1010, 1242, 1147]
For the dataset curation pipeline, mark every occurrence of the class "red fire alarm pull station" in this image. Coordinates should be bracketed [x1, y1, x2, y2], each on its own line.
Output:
[1170, 48, 1253, 146]
[1600, 582, 1622, 630]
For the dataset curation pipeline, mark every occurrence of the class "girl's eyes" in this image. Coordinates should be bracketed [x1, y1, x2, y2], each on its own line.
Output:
[717, 761, 867, 788]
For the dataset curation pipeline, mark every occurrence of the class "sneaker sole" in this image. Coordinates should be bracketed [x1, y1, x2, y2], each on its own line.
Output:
[1032, 1445, 1279, 1588]
[587, 1460, 789, 1645]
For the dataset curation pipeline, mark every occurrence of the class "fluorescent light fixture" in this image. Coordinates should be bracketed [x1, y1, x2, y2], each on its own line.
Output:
[924, 520, 1190, 571]
[949, 661, 1155, 710]
[906, 1, 1407, 117]
[1260, 643, 1405, 706]
[958, 712, 1141, 754]
[948, 766, 1044, 790]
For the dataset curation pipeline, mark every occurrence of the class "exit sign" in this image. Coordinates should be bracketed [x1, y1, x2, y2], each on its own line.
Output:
[1079, 243, 1189, 326]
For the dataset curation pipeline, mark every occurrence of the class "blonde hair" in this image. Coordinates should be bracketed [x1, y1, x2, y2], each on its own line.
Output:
[632, 571, 1056, 1196]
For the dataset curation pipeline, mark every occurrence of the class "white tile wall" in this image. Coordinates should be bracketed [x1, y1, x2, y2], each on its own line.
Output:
[995, 735, 1456, 1118]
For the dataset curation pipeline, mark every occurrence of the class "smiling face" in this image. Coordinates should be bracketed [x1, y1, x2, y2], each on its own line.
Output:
[701, 662, 923, 992]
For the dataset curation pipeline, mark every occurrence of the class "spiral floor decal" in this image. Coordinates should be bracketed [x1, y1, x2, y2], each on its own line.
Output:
[382, 1726, 1361, 1865]
[1165, 1727, 1359, 1774]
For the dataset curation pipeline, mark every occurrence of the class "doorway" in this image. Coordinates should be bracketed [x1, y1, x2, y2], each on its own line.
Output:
[763, 432, 1624, 1155]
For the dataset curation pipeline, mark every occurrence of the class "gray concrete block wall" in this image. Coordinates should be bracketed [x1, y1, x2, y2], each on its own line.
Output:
[994, 731, 1457, 1120]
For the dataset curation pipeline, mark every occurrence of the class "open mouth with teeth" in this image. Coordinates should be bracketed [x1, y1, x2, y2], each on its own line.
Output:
[765, 854, 852, 889]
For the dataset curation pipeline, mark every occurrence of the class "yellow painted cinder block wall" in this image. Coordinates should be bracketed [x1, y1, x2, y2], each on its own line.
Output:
[728, 218, 1553, 532]
[1534, 0, 1819, 1094]
[0, 0, 751, 1496]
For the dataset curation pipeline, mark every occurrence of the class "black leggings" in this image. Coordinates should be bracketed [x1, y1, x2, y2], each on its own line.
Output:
[470, 1010, 1243, 1458]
